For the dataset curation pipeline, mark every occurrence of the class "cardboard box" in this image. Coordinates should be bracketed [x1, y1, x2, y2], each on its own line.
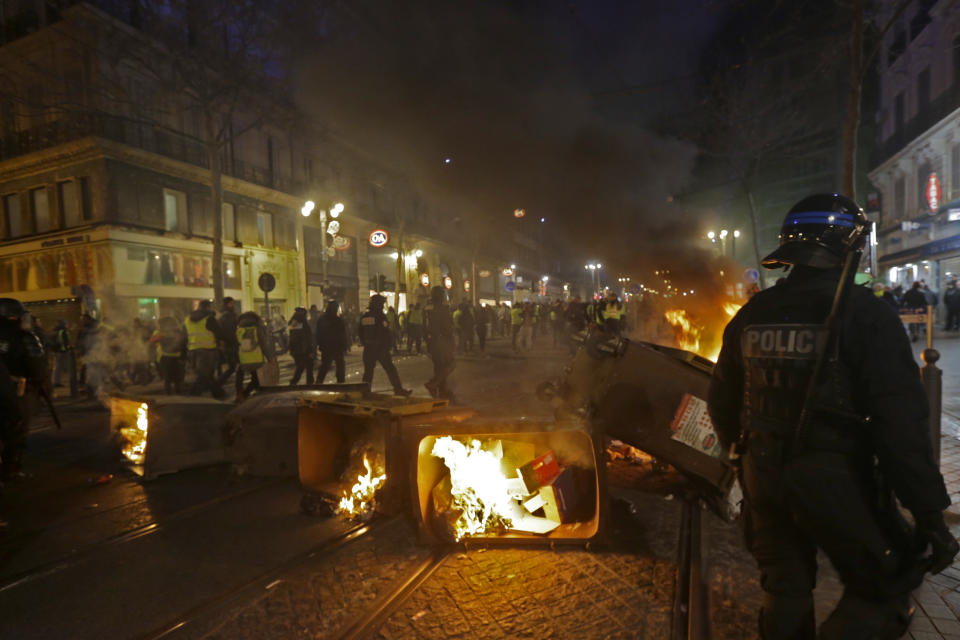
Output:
[539, 467, 579, 523]
[518, 450, 560, 491]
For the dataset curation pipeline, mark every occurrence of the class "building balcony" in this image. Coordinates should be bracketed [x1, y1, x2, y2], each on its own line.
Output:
[874, 81, 960, 167]
[0, 113, 303, 194]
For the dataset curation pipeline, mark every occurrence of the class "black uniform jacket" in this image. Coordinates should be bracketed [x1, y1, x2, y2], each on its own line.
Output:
[708, 266, 949, 516]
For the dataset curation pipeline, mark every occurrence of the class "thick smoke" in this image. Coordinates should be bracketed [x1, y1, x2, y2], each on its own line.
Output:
[290, 0, 699, 264]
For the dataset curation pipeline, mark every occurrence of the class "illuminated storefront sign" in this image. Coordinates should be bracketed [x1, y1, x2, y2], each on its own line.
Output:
[368, 229, 389, 247]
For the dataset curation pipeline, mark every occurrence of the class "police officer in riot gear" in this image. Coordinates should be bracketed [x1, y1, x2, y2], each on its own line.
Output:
[358, 295, 411, 396]
[709, 194, 958, 639]
[0, 298, 47, 482]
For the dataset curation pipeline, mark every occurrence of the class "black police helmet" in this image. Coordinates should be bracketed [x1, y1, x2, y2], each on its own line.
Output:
[369, 294, 386, 309]
[761, 193, 867, 270]
[0, 297, 26, 321]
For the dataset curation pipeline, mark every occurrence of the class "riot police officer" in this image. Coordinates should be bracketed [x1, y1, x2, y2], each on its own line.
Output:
[358, 295, 411, 396]
[0, 298, 47, 482]
[708, 194, 958, 638]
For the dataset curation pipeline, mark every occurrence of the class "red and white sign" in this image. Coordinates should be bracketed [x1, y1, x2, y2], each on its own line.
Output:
[463, 279, 471, 292]
[419, 272, 430, 287]
[443, 275, 453, 290]
[501, 267, 514, 277]
[478, 269, 491, 278]
[332, 235, 352, 251]
[927, 173, 941, 213]
[368, 229, 389, 247]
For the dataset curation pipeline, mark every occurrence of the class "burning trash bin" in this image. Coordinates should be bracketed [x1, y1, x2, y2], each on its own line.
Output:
[297, 394, 474, 518]
[406, 418, 606, 545]
[110, 394, 233, 479]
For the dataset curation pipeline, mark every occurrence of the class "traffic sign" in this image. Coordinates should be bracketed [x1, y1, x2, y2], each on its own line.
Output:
[505, 281, 516, 292]
[258, 272, 276, 293]
[744, 268, 759, 283]
[368, 229, 389, 247]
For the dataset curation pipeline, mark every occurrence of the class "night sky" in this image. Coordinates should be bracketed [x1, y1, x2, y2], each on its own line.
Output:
[292, 0, 727, 278]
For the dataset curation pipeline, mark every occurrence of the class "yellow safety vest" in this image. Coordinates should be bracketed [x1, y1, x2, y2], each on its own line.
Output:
[154, 329, 182, 358]
[602, 302, 624, 320]
[453, 309, 462, 328]
[185, 317, 216, 351]
[236, 326, 264, 365]
[510, 307, 523, 326]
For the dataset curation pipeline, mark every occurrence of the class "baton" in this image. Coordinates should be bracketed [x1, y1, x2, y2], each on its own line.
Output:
[36, 383, 63, 431]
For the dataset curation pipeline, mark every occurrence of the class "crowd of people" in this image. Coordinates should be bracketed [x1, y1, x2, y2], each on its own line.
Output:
[23, 287, 629, 407]
[872, 277, 960, 341]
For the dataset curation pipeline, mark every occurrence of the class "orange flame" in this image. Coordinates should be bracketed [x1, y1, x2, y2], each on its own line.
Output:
[665, 301, 742, 362]
[337, 454, 386, 517]
[664, 309, 702, 354]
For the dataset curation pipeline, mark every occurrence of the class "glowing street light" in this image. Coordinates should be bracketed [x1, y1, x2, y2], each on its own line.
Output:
[415, 249, 423, 257]
[302, 199, 345, 300]
[707, 231, 716, 241]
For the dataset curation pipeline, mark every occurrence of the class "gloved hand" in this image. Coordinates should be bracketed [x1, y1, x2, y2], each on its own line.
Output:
[915, 511, 960, 574]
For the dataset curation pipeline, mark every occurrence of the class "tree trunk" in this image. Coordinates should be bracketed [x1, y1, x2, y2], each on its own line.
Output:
[743, 181, 765, 277]
[841, 0, 866, 199]
[206, 113, 225, 305]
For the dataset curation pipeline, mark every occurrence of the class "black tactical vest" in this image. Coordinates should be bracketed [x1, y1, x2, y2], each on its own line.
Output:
[741, 323, 826, 433]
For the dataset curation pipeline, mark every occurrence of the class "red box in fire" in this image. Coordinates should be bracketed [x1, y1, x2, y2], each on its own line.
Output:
[519, 450, 560, 491]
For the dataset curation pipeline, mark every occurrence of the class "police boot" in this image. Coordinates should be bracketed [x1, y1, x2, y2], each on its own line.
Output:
[819, 593, 913, 640]
[758, 593, 816, 640]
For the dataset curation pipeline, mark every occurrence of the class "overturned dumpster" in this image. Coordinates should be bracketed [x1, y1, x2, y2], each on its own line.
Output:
[297, 393, 475, 517]
[224, 383, 369, 476]
[547, 333, 737, 516]
[110, 394, 234, 480]
[298, 334, 737, 545]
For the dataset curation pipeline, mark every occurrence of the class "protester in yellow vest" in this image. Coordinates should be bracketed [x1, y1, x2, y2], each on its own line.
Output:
[184, 300, 226, 399]
[235, 310, 274, 401]
[599, 291, 624, 335]
[406, 303, 424, 354]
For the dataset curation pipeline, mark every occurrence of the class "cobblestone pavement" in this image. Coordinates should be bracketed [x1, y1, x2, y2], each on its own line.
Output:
[377, 490, 680, 640]
[183, 474, 684, 640]
[895, 418, 960, 640]
[195, 518, 429, 640]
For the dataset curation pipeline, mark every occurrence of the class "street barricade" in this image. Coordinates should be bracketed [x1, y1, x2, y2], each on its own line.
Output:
[297, 393, 474, 517]
[110, 393, 233, 480]
[224, 383, 369, 476]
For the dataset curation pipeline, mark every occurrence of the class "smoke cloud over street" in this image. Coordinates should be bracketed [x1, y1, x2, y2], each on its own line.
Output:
[292, 0, 701, 267]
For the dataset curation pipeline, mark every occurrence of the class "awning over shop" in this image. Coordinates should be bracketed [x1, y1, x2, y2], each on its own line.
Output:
[879, 232, 960, 265]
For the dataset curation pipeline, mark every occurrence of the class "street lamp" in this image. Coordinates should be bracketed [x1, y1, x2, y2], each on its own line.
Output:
[302, 199, 345, 302]
[584, 262, 602, 297]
